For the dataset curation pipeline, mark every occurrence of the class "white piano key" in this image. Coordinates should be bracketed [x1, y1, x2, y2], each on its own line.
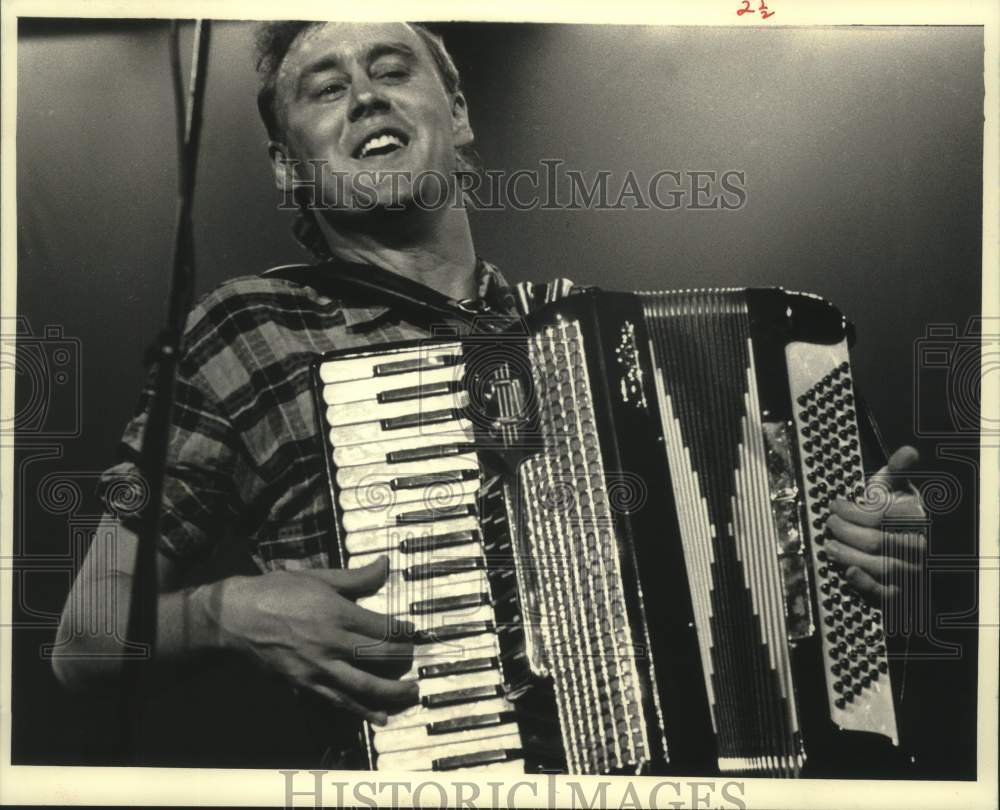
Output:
[411, 633, 500, 667]
[342, 515, 479, 555]
[323, 364, 464, 407]
[348, 542, 485, 574]
[451, 759, 525, 773]
[325, 391, 469, 427]
[341, 491, 477, 532]
[336, 455, 479, 490]
[398, 639, 504, 677]
[356, 582, 488, 628]
[333, 425, 476, 467]
[327, 414, 466, 448]
[354, 568, 487, 613]
[354, 602, 495, 633]
[351, 569, 486, 615]
[338, 477, 480, 513]
[417, 611, 497, 635]
[398, 642, 501, 681]
[375, 732, 522, 771]
[419, 668, 504, 698]
[319, 344, 462, 385]
[373, 721, 520, 755]
[379, 696, 511, 731]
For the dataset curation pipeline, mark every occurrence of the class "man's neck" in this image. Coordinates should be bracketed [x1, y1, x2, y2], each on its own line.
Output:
[314, 204, 478, 302]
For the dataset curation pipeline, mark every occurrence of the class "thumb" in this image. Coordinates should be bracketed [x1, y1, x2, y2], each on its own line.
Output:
[303, 556, 389, 595]
[868, 445, 920, 495]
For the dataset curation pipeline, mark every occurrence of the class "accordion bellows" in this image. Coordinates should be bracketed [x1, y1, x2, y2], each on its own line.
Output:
[312, 286, 900, 777]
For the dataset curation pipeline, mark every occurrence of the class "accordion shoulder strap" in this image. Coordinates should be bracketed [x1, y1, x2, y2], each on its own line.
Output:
[262, 259, 491, 327]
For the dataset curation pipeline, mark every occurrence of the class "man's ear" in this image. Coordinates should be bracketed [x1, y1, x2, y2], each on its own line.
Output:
[268, 141, 297, 193]
[451, 92, 474, 148]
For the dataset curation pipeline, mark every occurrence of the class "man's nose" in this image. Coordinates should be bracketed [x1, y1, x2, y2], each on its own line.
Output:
[348, 77, 389, 123]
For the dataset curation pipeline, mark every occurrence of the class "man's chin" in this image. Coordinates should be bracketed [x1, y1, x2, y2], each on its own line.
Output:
[316, 193, 424, 221]
[324, 187, 457, 217]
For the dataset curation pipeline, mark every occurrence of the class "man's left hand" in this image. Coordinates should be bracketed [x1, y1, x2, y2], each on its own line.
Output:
[825, 445, 927, 606]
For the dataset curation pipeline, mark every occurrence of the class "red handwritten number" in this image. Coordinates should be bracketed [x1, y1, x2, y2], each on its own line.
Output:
[758, 0, 776, 18]
[736, 0, 754, 15]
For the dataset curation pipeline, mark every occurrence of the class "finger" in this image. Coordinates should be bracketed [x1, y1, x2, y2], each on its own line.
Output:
[883, 492, 925, 519]
[304, 556, 389, 595]
[867, 445, 920, 495]
[830, 490, 925, 528]
[827, 514, 927, 559]
[826, 493, 927, 534]
[825, 537, 921, 581]
[339, 599, 416, 639]
[324, 659, 420, 709]
[841, 565, 900, 607]
[309, 682, 388, 727]
[342, 631, 415, 677]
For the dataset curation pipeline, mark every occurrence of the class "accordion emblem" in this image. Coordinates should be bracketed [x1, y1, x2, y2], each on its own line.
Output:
[311, 286, 901, 777]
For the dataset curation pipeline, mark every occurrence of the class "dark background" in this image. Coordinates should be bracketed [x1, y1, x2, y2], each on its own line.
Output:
[11, 20, 983, 776]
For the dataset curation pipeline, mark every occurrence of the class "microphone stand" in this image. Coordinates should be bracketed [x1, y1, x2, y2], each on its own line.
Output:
[119, 19, 211, 763]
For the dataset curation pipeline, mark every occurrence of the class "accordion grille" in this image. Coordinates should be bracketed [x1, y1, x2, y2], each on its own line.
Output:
[642, 289, 803, 776]
[518, 319, 650, 774]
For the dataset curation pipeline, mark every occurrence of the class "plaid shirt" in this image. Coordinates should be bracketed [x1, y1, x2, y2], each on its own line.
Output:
[100, 260, 517, 572]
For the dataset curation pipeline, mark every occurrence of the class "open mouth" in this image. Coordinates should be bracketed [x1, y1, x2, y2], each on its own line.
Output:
[354, 128, 410, 159]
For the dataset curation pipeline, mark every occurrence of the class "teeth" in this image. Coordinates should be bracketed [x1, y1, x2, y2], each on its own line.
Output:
[360, 133, 404, 158]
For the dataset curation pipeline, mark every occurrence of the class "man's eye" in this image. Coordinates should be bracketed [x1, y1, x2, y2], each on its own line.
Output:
[375, 66, 409, 81]
[318, 82, 347, 97]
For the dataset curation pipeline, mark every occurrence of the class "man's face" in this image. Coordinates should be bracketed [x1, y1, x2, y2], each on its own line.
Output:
[271, 22, 473, 214]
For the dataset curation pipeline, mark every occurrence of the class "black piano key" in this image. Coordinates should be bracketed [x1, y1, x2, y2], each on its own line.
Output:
[418, 656, 498, 679]
[415, 620, 495, 643]
[397, 504, 476, 525]
[388, 442, 475, 464]
[404, 556, 485, 581]
[400, 530, 481, 554]
[432, 747, 523, 772]
[391, 468, 479, 490]
[373, 354, 461, 377]
[409, 592, 489, 615]
[422, 683, 504, 709]
[427, 710, 517, 736]
[377, 379, 462, 404]
[381, 407, 463, 431]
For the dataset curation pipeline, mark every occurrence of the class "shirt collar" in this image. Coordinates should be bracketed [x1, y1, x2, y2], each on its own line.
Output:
[341, 257, 514, 331]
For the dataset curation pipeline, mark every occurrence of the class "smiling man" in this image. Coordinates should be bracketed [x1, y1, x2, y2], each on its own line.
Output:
[261, 22, 481, 301]
[52, 20, 927, 770]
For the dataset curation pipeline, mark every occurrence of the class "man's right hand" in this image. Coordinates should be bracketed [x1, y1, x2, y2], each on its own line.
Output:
[198, 556, 417, 725]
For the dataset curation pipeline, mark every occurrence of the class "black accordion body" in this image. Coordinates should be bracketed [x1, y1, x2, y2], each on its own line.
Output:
[311, 287, 903, 777]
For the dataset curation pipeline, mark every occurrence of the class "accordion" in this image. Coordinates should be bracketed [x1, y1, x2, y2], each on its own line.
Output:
[311, 287, 901, 777]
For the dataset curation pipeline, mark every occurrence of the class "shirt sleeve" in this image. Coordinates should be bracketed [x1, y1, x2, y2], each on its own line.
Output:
[97, 297, 242, 560]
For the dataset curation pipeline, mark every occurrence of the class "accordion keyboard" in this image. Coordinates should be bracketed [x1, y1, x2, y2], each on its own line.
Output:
[316, 342, 527, 773]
